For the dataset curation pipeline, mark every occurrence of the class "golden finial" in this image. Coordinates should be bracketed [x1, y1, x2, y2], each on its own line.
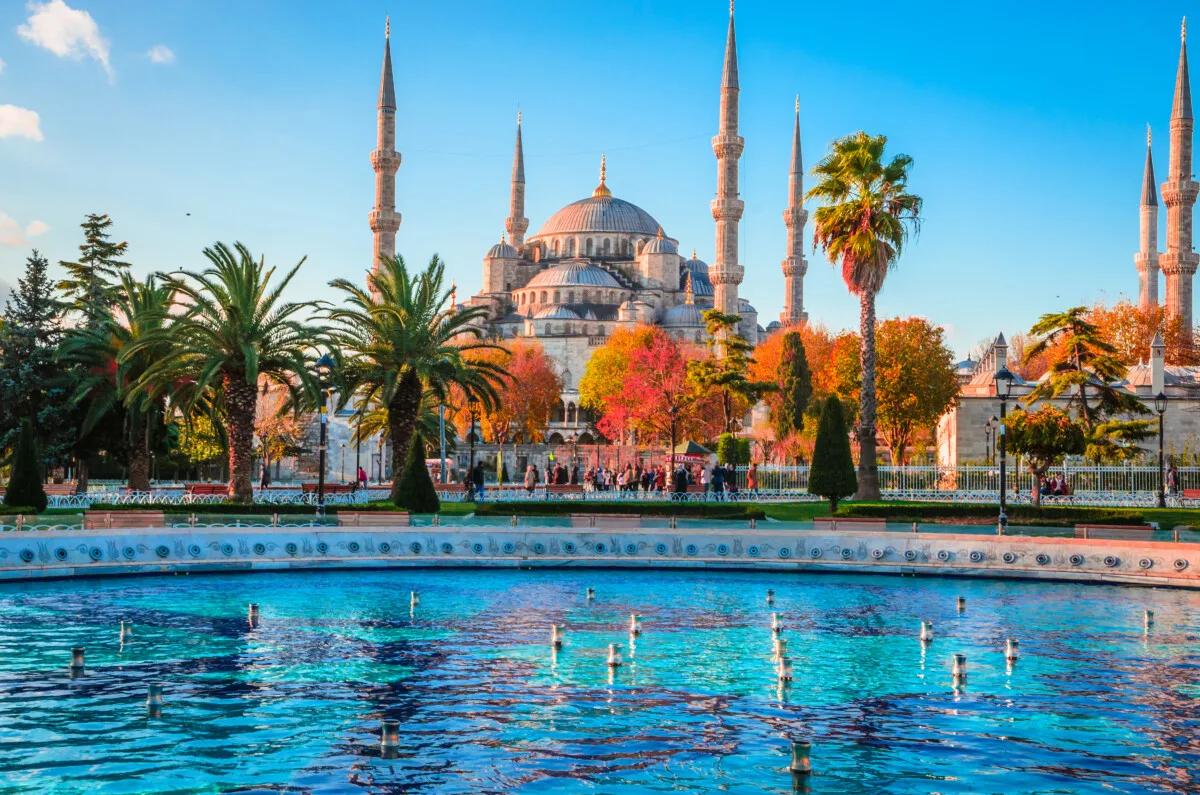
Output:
[691, 247, 698, 260]
[385, 16, 390, 38]
[684, 270, 694, 304]
[593, 154, 612, 198]
[1184, 17, 1188, 43]
[517, 109, 522, 126]
[795, 94, 800, 115]
[655, 225, 664, 239]
[1148, 123, 1153, 147]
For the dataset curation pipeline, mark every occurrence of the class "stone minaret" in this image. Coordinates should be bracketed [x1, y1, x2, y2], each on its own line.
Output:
[1137, 125, 1160, 310]
[505, 112, 529, 249]
[1161, 18, 1198, 331]
[781, 96, 808, 326]
[710, 1, 745, 320]
[369, 18, 402, 283]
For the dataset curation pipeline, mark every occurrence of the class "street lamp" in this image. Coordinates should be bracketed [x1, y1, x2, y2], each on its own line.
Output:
[984, 417, 995, 465]
[314, 352, 335, 515]
[339, 442, 346, 484]
[468, 399, 478, 472]
[995, 366, 1015, 527]
[1155, 391, 1167, 508]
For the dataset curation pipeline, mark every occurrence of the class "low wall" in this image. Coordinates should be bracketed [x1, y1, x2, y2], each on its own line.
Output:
[0, 525, 1196, 588]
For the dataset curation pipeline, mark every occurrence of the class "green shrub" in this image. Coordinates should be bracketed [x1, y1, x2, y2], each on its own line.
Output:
[837, 502, 1146, 527]
[4, 420, 47, 513]
[808, 396, 856, 510]
[394, 433, 440, 513]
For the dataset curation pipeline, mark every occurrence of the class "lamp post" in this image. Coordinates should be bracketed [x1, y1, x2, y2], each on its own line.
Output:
[995, 366, 1015, 526]
[438, 403, 447, 484]
[984, 418, 993, 465]
[339, 443, 346, 484]
[1155, 391, 1167, 508]
[468, 399, 478, 472]
[354, 403, 363, 491]
[314, 353, 335, 515]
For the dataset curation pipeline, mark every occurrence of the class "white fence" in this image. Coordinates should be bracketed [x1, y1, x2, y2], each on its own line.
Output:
[38, 465, 1197, 509]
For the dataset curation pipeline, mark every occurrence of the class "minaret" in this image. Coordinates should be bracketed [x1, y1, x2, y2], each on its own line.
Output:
[1137, 125, 1160, 310]
[369, 17, 402, 284]
[505, 112, 529, 249]
[1161, 17, 1198, 331]
[710, 0, 745, 322]
[781, 96, 808, 325]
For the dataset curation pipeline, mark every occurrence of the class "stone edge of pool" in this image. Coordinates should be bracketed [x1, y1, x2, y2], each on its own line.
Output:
[0, 526, 1197, 589]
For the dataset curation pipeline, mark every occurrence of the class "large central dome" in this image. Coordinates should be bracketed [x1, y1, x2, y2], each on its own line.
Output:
[535, 194, 662, 237]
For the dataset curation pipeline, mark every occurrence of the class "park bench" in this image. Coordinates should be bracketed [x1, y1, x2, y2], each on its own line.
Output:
[44, 483, 77, 496]
[1074, 523, 1155, 540]
[336, 511, 411, 527]
[546, 484, 584, 498]
[83, 510, 166, 529]
[1182, 489, 1200, 500]
[813, 517, 888, 532]
[300, 483, 355, 494]
[185, 483, 228, 497]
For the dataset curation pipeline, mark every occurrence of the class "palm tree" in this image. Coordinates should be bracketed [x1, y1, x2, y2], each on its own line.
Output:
[59, 273, 174, 492]
[807, 132, 922, 499]
[325, 255, 503, 504]
[132, 242, 319, 503]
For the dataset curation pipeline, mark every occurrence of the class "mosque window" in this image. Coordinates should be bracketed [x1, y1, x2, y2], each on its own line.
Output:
[567, 239, 575, 256]
[540, 291, 547, 303]
[567, 290, 575, 304]
[553, 290, 561, 303]
[603, 238, 611, 255]
[585, 238, 594, 256]
[567, 402, 577, 424]
[553, 240, 560, 256]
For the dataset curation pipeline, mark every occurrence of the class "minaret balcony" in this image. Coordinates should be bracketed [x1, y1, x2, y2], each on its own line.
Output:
[711, 134, 745, 158]
[710, 197, 744, 220]
[1160, 181, 1200, 204]
[369, 209, 401, 232]
[782, 207, 808, 225]
[370, 150, 401, 172]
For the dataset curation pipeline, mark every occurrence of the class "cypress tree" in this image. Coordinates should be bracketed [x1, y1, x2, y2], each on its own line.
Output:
[771, 331, 812, 439]
[808, 395, 857, 511]
[716, 432, 738, 465]
[4, 420, 47, 512]
[395, 433, 440, 513]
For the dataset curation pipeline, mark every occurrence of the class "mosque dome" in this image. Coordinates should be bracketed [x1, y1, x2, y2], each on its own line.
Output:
[486, 237, 519, 259]
[534, 157, 662, 238]
[642, 227, 678, 255]
[525, 261, 622, 289]
[681, 252, 714, 298]
[663, 301, 704, 327]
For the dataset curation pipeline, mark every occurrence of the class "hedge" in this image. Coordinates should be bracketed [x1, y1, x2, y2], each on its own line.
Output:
[836, 502, 1146, 527]
[85, 502, 401, 515]
[475, 501, 765, 520]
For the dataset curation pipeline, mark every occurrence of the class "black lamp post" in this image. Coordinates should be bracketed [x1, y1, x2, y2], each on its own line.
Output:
[1155, 391, 1167, 508]
[995, 366, 1015, 526]
[468, 399, 478, 472]
[314, 353, 335, 515]
[984, 418, 995, 465]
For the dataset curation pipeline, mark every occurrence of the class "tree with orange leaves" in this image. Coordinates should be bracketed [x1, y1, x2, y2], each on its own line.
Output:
[1086, 301, 1198, 366]
[578, 324, 661, 442]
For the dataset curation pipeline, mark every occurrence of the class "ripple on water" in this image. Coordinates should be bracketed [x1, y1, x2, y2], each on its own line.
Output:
[0, 569, 1198, 793]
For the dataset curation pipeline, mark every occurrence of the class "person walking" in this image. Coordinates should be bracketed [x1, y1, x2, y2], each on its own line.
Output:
[472, 461, 486, 502]
[524, 465, 538, 494]
[746, 463, 758, 496]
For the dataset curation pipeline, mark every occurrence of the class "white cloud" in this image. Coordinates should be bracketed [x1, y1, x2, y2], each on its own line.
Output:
[0, 213, 50, 247]
[0, 57, 6, 74]
[146, 44, 174, 64]
[0, 104, 43, 141]
[18, 0, 112, 80]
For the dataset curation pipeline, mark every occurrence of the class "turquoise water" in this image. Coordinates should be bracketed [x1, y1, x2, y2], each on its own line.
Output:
[1, 570, 1197, 794]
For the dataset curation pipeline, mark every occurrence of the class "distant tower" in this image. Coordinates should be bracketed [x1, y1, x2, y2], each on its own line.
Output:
[369, 18, 402, 284]
[505, 112, 529, 249]
[710, 1, 745, 320]
[1161, 18, 1198, 331]
[1137, 125, 1160, 310]
[781, 96, 808, 325]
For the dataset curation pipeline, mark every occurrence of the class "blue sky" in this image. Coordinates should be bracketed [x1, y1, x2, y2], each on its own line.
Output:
[0, 0, 1193, 357]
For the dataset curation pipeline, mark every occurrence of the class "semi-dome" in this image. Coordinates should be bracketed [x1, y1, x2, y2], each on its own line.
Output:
[663, 301, 704, 327]
[525, 261, 622, 289]
[533, 305, 581, 320]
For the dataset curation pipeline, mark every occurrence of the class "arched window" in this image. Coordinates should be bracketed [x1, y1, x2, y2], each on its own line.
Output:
[585, 238, 594, 256]
[567, 402, 577, 424]
[553, 290, 560, 303]
[552, 240, 560, 256]
[567, 239, 575, 256]
[603, 238, 611, 255]
[540, 291, 547, 304]
[552, 402, 565, 423]
[567, 290, 575, 304]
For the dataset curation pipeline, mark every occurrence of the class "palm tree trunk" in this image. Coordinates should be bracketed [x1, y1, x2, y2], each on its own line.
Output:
[127, 411, 152, 492]
[856, 291, 881, 500]
[224, 375, 258, 504]
[387, 369, 423, 504]
[75, 458, 89, 495]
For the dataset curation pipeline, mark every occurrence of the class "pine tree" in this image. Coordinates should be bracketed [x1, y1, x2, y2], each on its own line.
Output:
[808, 395, 857, 511]
[395, 433, 440, 513]
[4, 420, 47, 513]
[771, 331, 812, 439]
[0, 251, 69, 457]
[58, 214, 130, 330]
